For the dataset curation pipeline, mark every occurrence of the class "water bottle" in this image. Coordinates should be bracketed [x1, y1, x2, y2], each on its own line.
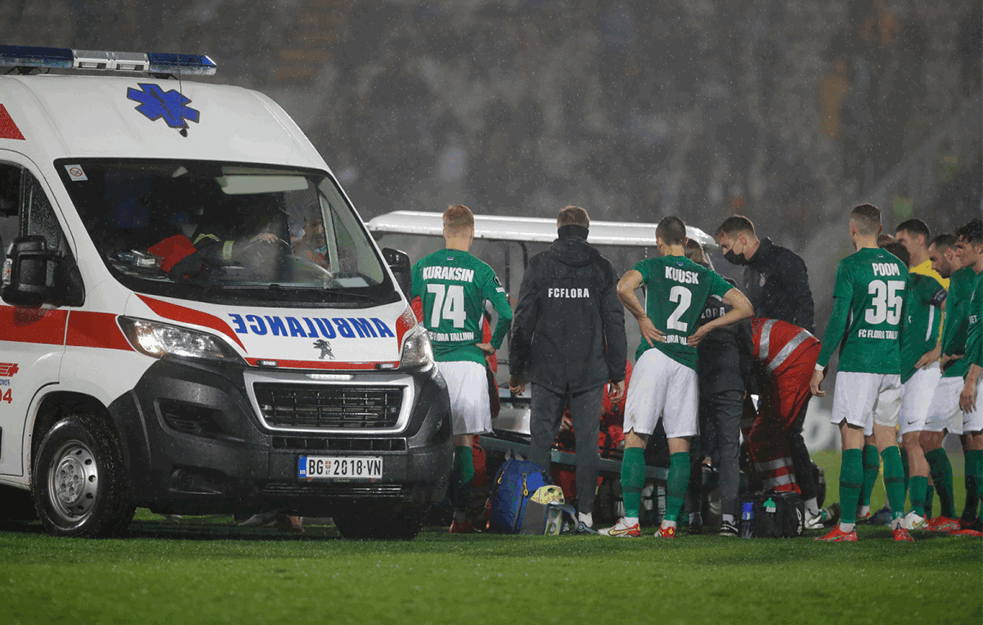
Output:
[740, 501, 754, 538]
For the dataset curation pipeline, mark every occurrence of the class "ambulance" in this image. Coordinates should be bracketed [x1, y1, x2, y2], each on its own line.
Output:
[0, 46, 451, 538]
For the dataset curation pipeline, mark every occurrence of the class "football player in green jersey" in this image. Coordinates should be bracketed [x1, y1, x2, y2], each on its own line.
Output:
[811, 204, 913, 542]
[893, 221, 947, 530]
[924, 221, 982, 531]
[410, 204, 513, 533]
[954, 220, 983, 534]
[600, 216, 753, 539]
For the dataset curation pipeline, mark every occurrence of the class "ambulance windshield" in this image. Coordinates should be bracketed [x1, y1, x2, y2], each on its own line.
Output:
[55, 159, 396, 307]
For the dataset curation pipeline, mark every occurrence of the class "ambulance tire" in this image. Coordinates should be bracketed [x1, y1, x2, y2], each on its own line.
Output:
[32, 412, 134, 538]
[333, 503, 426, 540]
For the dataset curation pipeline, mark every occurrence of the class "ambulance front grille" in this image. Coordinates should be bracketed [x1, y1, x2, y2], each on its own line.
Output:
[254, 384, 403, 430]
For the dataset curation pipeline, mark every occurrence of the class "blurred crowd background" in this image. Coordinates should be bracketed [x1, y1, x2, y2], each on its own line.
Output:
[2, 0, 980, 317]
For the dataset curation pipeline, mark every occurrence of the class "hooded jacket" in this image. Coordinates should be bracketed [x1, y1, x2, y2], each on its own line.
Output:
[509, 229, 627, 393]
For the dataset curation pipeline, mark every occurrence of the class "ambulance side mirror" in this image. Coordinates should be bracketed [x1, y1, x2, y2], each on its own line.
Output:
[1, 235, 65, 307]
[383, 247, 411, 297]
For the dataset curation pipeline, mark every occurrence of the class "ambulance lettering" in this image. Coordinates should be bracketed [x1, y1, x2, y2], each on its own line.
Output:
[227, 314, 394, 340]
[0, 363, 15, 403]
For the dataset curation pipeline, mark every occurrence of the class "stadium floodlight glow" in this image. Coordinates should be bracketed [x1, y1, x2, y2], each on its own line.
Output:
[0, 45, 216, 76]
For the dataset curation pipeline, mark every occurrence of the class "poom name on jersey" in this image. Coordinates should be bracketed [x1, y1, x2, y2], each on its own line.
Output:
[872, 263, 901, 276]
[227, 313, 395, 339]
[422, 266, 475, 282]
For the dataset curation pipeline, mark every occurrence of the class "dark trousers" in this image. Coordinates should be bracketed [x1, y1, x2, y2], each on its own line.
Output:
[699, 390, 744, 519]
[529, 384, 603, 514]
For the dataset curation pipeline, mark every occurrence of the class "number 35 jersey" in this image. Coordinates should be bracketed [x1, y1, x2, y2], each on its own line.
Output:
[411, 248, 512, 365]
[816, 247, 909, 374]
[633, 255, 734, 370]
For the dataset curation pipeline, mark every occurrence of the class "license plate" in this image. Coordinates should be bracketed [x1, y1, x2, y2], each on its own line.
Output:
[297, 456, 383, 480]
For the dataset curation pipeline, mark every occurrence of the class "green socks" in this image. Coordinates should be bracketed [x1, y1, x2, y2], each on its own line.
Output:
[451, 445, 474, 512]
[620, 447, 646, 519]
[881, 446, 906, 521]
[965, 450, 981, 521]
[861, 444, 880, 508]
[925, 484, 935, 519]
[967, 450, 983, 523]
[665, 452, 691, 523]
[926, 448, 956, 518]
[839, 448, 863, 525]
[901, 451, 910, 498]
[909, 475, 928, 517]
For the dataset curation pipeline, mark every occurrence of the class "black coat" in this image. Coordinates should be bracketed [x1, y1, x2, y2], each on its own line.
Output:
[743, 238, 815, 333]
[697, 277, 752, 395]
[510, 234, 627, 393]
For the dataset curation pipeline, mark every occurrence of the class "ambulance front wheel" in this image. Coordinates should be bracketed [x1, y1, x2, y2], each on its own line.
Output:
[32, 413, 135, 537]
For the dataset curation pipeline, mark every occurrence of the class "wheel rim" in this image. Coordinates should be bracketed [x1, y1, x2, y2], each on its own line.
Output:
[47, 440, 99, 523]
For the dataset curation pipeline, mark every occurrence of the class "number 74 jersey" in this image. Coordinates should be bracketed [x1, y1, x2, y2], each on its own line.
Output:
[411, 248, 512, 365]
[817, 247, 909, 374]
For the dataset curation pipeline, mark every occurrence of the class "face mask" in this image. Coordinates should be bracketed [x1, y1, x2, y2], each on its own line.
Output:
[724, 250, 749, 265]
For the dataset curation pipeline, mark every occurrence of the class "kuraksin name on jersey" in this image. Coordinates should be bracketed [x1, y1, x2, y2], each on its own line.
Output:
[421, 265, 476, 282]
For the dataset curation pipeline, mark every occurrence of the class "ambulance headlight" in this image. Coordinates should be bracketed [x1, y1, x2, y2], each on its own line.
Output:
[398, 324, 434, 370]
[119, 317, 242, 363]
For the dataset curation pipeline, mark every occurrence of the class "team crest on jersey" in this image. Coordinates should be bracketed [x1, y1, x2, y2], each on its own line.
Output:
[759, 274, 767, 287]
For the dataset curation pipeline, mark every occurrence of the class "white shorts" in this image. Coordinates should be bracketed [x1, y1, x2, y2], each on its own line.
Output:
[436, 360, 491, 436]
[831, 371, 902, 436]
[624, 348, 698, 439]
[900, 363, 942, 435]
[924, 376, 964, 435]
[965, 376, 983, 434]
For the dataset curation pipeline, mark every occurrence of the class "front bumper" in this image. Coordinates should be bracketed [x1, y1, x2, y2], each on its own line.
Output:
[107, 358, 452, 515]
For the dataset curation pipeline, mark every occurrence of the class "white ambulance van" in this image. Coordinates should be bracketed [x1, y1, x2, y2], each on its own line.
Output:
[0, 46, 451, 538]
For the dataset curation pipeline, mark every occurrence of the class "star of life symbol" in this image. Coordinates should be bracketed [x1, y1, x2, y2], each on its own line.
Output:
[126, 83, 200, 130]
[313, 339, 335, 360]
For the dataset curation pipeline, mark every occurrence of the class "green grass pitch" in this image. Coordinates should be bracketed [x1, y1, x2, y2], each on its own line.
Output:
[1, 452, 980, 625]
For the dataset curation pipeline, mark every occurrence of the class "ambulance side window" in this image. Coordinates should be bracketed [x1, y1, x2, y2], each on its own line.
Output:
[0, 163, 83, 305]
[21, 170, 68, 254]
[0, 164, 18, 254]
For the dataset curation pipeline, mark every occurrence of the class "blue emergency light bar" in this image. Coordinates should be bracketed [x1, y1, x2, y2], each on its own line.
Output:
[0, 45, 217, 76]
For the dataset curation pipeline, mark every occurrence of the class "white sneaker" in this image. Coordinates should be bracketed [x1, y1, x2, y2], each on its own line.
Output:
[804, 513, 825, 530]
[598, 517, 641, 538]
[902, 511, 927, 531]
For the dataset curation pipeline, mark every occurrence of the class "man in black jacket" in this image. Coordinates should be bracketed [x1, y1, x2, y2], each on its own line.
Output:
[684, 239, 752, 536]
[509, 206, 627, 530]
[714, 215, 815, 332]
[716, 214, 823, 521]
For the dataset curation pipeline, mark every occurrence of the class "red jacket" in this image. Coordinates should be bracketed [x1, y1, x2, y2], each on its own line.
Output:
[751, 318, 819, 376]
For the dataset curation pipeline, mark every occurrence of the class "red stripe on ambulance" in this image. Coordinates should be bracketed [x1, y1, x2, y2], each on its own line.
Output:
[0, 104, 25, 140]
[66, 310, 132, 350]
[0, 305, 66, 344]
[136, 294, 246, 349]
[245, 358, 397, 371]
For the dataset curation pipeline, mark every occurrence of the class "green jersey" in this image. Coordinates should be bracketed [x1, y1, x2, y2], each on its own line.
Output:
[633, 255, 734, 370]
[963, 270, 983, 372]
[816, 247, 909, 374]
[900, 272, 947, 382]
[411, 248, 513, 365]
[941, 266, 977, 379]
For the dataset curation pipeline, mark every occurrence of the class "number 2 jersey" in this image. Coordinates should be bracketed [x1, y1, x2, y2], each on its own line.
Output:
[411, 248, 513, 365]
[633, 255, 734, 370]
[816, 247, 909, 374]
